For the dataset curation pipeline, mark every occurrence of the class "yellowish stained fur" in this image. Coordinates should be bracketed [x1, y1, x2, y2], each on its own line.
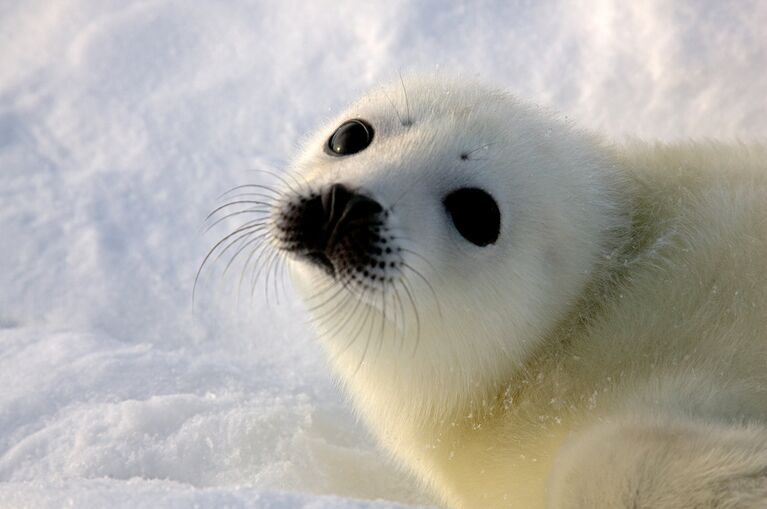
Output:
[280, 77, 767, 508]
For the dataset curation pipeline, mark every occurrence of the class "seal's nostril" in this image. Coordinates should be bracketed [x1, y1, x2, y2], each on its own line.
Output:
[321, 184, 382, 234]
[322, 183, 354, 228]
[346, 194, 383, 220]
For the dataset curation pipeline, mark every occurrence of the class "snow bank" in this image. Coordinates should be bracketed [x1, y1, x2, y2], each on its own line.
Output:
[1, 1, 765, 507]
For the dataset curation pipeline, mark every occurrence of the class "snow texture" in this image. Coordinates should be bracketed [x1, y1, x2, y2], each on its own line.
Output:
[1, 1, 765, 507]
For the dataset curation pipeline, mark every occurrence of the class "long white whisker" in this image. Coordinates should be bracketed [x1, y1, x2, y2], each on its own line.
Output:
[204, 209, 270, 232]
[399, 277, 421, 357]
[218, 183, 280, 200]
[402, 262, 442, 318]
[205, 200, 273, 222]
[194, 222, 266, 303]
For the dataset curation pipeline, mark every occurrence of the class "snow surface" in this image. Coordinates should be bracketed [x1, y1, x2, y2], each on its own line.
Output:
[1, 1, 765, 507]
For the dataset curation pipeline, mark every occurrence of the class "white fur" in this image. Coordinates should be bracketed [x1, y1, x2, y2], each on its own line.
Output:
[275, 76, 767, 508]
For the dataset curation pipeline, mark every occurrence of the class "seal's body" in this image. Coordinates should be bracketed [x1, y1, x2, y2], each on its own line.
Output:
[267, 76, 767, 508]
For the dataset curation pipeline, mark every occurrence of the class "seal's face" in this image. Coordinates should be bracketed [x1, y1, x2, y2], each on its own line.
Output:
[269, 76, 620, 410]
[273, 116, 502, 294]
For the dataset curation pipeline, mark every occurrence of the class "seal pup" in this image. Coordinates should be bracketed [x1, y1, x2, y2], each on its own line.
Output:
[222, 76, 767, 508]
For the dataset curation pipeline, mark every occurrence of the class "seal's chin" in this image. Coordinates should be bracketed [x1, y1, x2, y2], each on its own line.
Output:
[305, 250, 335, 277]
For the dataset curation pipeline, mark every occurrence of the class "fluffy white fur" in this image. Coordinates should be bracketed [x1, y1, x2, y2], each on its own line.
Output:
[276, 76, 767, 508]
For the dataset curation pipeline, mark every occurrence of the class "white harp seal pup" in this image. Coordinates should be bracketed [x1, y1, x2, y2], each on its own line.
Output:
[260, 76, 767, 508]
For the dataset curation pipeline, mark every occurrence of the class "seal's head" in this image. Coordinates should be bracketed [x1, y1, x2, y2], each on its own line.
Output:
[269, 75, 624, 424]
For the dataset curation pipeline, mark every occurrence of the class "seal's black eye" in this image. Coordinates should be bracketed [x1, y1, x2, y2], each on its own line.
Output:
[443, 187, 500, 247]
[327, 119, 374, 156]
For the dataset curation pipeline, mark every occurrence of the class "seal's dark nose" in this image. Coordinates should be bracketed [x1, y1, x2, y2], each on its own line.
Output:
[284, 183, 383, 275]
[322, 183, 383, 236]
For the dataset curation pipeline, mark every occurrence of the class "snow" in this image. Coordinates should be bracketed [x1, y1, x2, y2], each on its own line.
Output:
[1, 1, 765, 507]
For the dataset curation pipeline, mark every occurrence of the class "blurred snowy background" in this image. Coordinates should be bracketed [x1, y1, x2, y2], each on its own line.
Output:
[1, 1, 765, 507]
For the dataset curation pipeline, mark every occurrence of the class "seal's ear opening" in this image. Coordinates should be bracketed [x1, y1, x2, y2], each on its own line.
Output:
[443, 187, 500, 246]
[326, 119, 374, 156]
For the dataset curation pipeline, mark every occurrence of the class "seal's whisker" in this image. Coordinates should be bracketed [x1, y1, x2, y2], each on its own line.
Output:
[317, 291, 359, 341]
[234, 243, 258, 309]
[283, 170, 313, 197]
[205, 200, 273, 222]
[356, 301, 378, 376]
[267, 247, 284, 305]
[223, 231, 269, 277]
[218, 183, 280, 200]
[274, 249, 288, 305]
[309, 284, 355, 324]
[399, 246, 438, 272]
[205, 209, 269, 232]
[305, 283, 348, 313]
[306, 277, 338, 302]
[261, 248, 282, 306]
[214, 229, 269, 284]
[324, 292, 366, 361]
[391, 282, 408, 353]
[273, 252, 291, 301]
[398, 69, 412, 127]
[193, 222, 267, 303]
[329, 293, 365, 342]
[304, 278, 346, 303]
[350, 292, 377, 378]
[238, 240, 271, 300]
[398, 276, 421, 357]
[247, 168, 306, 196]
[383, 91, 405, 127]
[262, 248, 276, 306]
[216, 191, 276, 203]
[463, 142, 496, 158]
[377, 279, 387, 355]
[287, 172, 312, 195]
[403, 262, 442, 319]
[279, 255, 291, 303]
[249, 237, 281, 300]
